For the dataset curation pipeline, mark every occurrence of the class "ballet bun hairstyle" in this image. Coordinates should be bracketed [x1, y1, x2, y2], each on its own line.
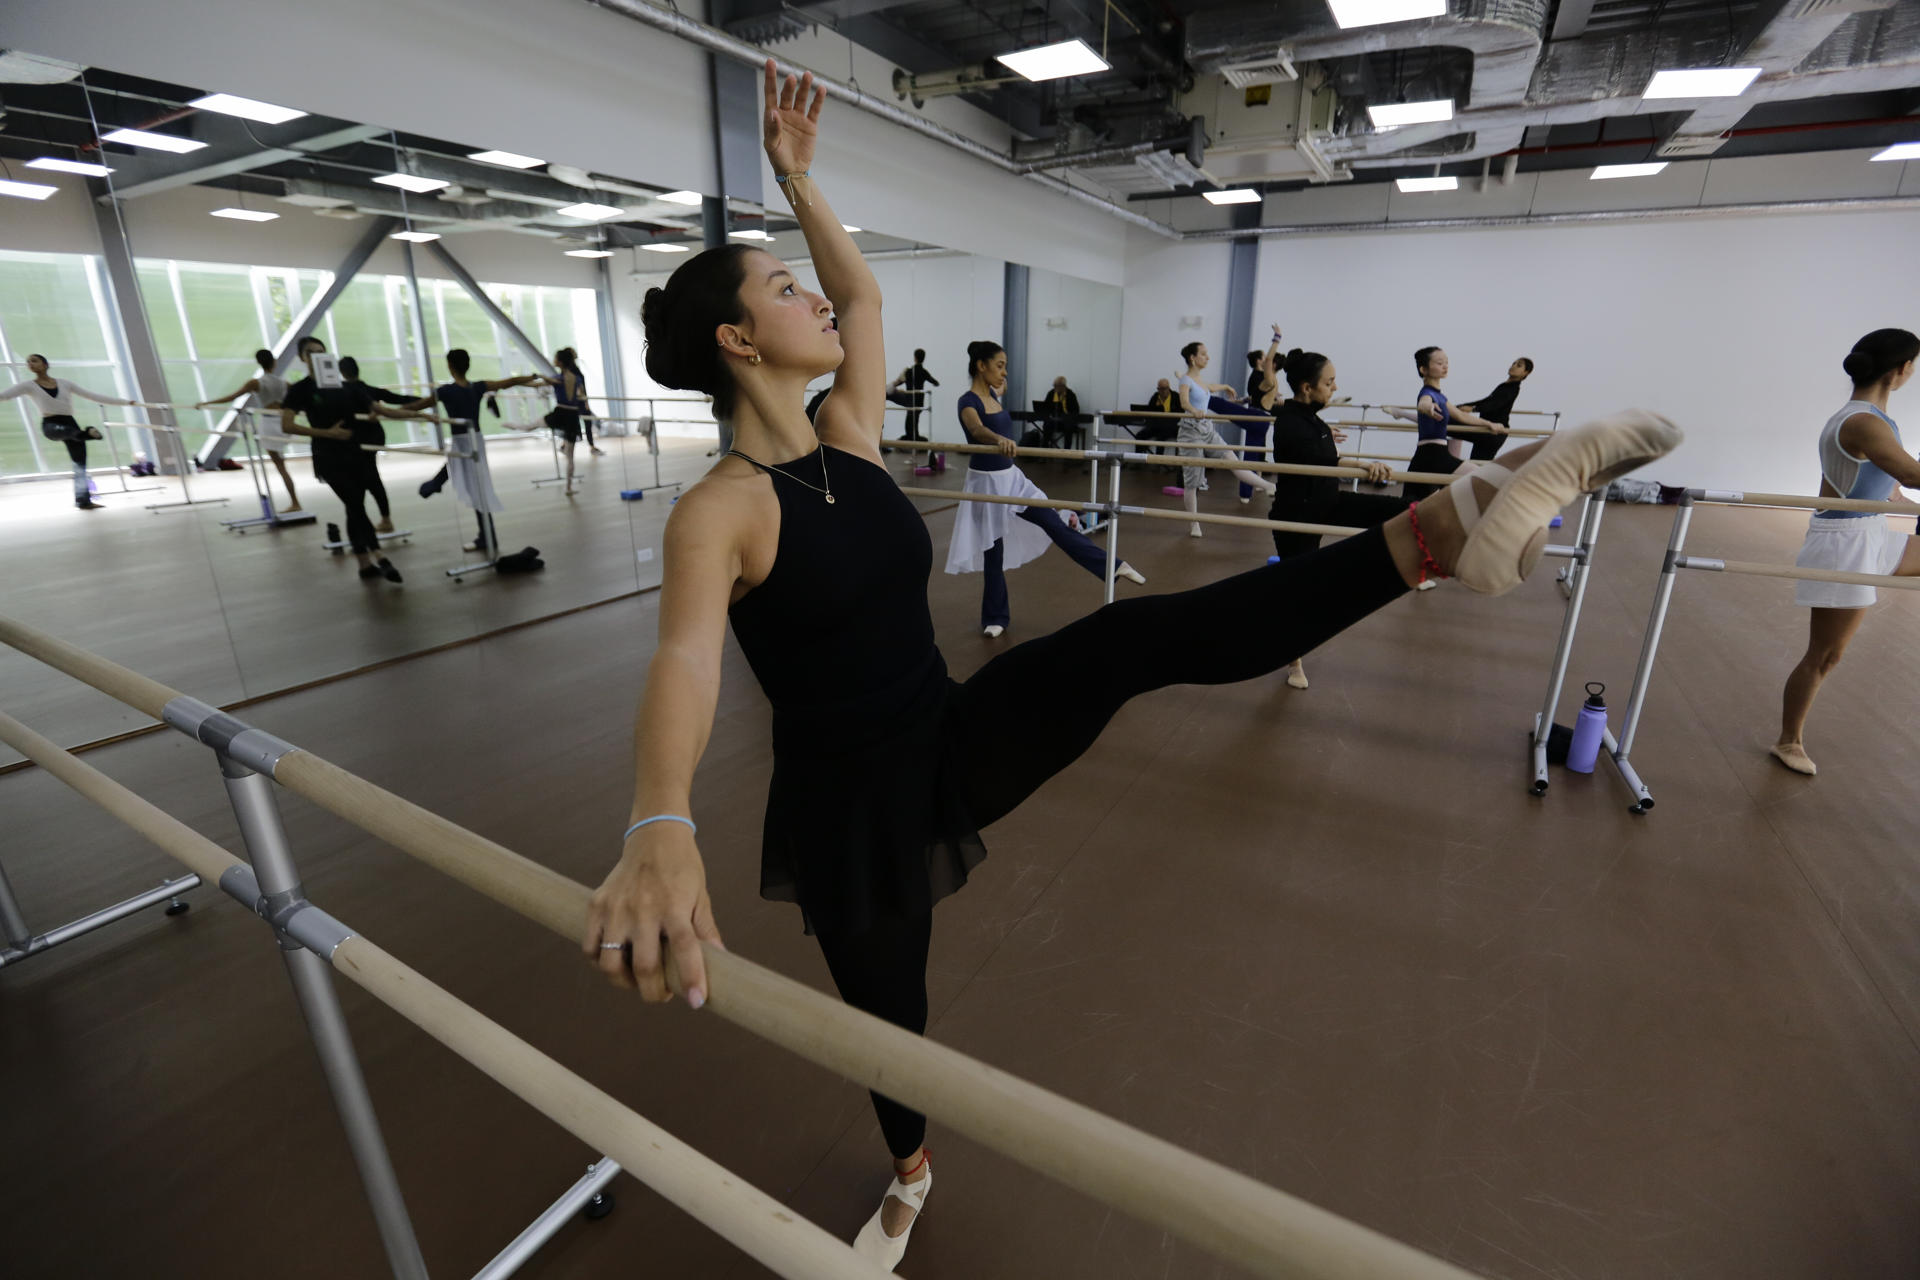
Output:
[1517, 356, 1535, 374]
[255, 348, 274, 371]
[965, 339, 1004, 381]
[1415, 345, 1441, 374]
[641, 244, 755, 419]
[1283, 348, 1330, 394]
[1246, 349, 1264, 370]
[1180, 341, 1203, 364]
[1842, 329, 1919, 388]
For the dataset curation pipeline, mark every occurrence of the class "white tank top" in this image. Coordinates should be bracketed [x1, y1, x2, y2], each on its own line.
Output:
[1816, 399, 1901, 516]
[252, 371, 289, 411]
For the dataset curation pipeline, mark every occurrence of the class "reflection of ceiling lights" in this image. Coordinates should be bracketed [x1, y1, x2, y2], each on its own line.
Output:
[557, 201, 624, 220]
[1202, 189, 1261, 204]
[841, 224, 862, 232]
[1591, 162, 1668, 180]
[390, 230, 442, 242]
[1643, 68, 1761, 99]
[996, 38, 1109, 83]
[189, 93, 307, 124]
[659, 190, 704, 205]
[1395, 176, 1457, 192]
[469, 149, 544, 169]
[564, 248, 614, 258]
[28, 157, 114, 177]
[640, 243, 691, 253]
[0, 179, 59, 201]
[728, 229, 775, 241]
[374, 173, 450, 193]
[1870, 142, 1920, 162]
[1327, 0, 1446, 27]
[102, 127, 207, 154]
[211, 207, 279, 221]
[1368, 100, 1453, 128]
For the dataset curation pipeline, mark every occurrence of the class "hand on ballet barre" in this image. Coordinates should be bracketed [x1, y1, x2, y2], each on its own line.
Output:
[1345, 458, 1395, 484]
[1330, 428, 1349, 443]
[586, 818, 724, 1008]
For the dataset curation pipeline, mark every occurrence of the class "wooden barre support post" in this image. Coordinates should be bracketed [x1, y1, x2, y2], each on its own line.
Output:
[1689, 488, 1920, 516]
[1676, 557, 1920, 590]
[0, 709, 894, 1280]
[0, 611, 1480, 1280]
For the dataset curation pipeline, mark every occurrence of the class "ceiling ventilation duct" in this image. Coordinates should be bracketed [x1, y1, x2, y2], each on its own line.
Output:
[0, 51, 84, 84]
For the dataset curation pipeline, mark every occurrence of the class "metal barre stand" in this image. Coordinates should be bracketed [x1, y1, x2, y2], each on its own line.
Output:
[1526, 491, 1609, 796]
[219, 408, 318, 533]
[0, 854, 197, 970]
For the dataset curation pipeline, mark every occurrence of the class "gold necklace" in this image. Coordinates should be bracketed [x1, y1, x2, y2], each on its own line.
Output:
[729, 446, 834, 504]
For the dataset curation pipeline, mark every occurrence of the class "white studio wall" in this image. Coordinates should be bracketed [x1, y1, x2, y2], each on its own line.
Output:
[1118, 205, 1920, 495]
[1115, 234, 1236, 409]
[1025, 268, 1123, 414]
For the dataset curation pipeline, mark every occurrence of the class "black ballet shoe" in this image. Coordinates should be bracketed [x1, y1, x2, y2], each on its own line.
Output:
[378, 558, 403, 583]
[359, 564, 383, 580]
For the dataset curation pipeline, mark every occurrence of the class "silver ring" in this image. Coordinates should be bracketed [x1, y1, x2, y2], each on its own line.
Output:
[599, 941, 627, 950]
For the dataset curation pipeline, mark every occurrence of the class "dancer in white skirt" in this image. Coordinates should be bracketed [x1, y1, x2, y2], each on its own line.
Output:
[945, 340, 1144, 637]
[197, 347, 302, 512]
[1774, 328, 1920, 775]
[1175, 341, 1276, 537]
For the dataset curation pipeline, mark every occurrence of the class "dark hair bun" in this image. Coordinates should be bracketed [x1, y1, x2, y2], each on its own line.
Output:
[1842, 329, 1920, 388]
[640, 246, 753, 416]
[1842, 350, 1875, 382]
[1286, 347, 1304, 362]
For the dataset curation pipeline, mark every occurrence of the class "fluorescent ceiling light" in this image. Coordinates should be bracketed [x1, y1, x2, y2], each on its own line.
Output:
[1368, 99, 1453, 128]
[1869, 142, 1920, 162]
[1202, 188, 1262, 205]
[659, 190, 704, 205]
[373, 173, 449, 193]
[1591, 162, 1669, 180]
[189, 93, 307, 125]
[1395, 176, 1458, 193]
[841, 224, 863, 232]
[0, 179, 59, 201]
[564, 248, 614, 258]
[28, 157, 114, 177]
[102, 127, 207, 154]
[728, 229, 775, 241]
[1643, 67, 1761, 99]
[469, 149, 544, 169]
[210, 207, 279, 221]
[389, 230, 442, 242]
[557, 201, 624, 220]
[640, 243, 691, 253]
[995, 38, 1109, 83]
[1327, 0, 1447, 28]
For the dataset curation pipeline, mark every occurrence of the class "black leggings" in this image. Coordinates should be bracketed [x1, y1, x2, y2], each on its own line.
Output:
[366, 464, 390, 519]
[816, 526, 1409, 1157]
[1270, 490, 1406, 560]
[1402, 442, 1462, 502]
[324, 471, 379, 555]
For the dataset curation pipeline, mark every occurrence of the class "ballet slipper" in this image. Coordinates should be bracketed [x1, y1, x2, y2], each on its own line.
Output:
[1445, 411, 1681, 596]
[1770, 744, 1817, 776]
[1286, 663, 1309, 690]
[982, 624, 1005, 638]
[852, 1159, 931, 1272]
[1188, 523, 1203, 539]
[1117, 563, 1146, 585]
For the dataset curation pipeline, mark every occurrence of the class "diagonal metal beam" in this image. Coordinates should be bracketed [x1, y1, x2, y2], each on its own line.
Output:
[423, 241, 559, 378]
[108, 122, 390, 200]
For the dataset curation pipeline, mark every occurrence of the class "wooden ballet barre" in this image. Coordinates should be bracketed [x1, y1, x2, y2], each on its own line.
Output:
[900, 483, 1367, 539]
[0, 613, 1478, 1280]
[1687, 487, 1920, 515]
[1375, 403, 1559, 420]
[1327, 419, 1552, 439]
[897, 486, 1100, 515]
[0, 708, 895, 1280]
[1107, 408, 1275, 424]
[887, 437, 1104, 464]
[1671, 557, 1920, 590]
[1110, 448, 1465, 488]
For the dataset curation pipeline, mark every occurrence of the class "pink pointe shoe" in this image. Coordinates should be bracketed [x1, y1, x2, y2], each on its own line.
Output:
[852, 1156, 931, 1272]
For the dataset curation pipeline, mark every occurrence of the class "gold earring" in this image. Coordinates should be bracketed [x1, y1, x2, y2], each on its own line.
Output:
[749, 354, 761, 366]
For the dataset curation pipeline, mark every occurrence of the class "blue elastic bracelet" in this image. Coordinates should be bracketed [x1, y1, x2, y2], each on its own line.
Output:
[624, 815, 696, 842]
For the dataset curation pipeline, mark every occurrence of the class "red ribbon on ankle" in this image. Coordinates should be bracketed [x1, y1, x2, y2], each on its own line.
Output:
[898, 1149, 930, 1179]
[1406, 502, 1449, 585]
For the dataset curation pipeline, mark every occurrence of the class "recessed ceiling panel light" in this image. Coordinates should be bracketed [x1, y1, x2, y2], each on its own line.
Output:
[659, 190, 704, 205]
[1327, 0, 1447, 28]
[1869, 142, 1920, 162]
[1368, 99, 1453, 128]
[727, 229, 775, 241]
[469, 149, 545, 169]
[1643, 67, 1761, 99]
[389, 230, 442, 242]
[996, 38, 1110, 83]
[564, 248, 614, 258]
[0, 179, 59, 201]
[211, 207, 279, 221]
[557, 201, 624, 220]
[1591, 162, 1669, 180]
[640, 243, 691, 253]
[1201, 188, 1262, 205]
[189, 93, 307, 124]
[373, 173, 450, 193]
[102, 127, 207, 154]
[1395, 176, 1458, 193]
[28, 157, 114, 177]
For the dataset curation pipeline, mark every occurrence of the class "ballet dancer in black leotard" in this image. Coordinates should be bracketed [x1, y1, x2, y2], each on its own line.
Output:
[583, 60, 1681, 1275]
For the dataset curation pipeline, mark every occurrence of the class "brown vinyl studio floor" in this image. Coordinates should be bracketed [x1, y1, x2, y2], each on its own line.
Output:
[2, 447, 1917, 1279]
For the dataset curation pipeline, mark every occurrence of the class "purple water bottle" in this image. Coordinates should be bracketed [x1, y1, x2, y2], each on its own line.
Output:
[1566, 682, 1608, 774]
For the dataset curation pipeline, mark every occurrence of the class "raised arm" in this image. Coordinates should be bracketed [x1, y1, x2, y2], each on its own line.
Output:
[1840, 412, 1920, 490]
[585, 489, 739, 1006]
[196, 377, 262, 409]
[65, 381, 137, 408]
[763, 61, 885, 450]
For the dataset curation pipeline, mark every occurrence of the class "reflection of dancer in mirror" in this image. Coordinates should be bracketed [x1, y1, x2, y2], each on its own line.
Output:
[197, 347, 302, 512]
[0, 353, 129, 511]
[1176, 341, 1276, 536]
[1385, 356, 1533, 462]
[1397, 347, 1503, 507]
[541, 346, 598, 497]
[1773, 328, 1920, 777]
[584, 60, 1684, 1275]
[888, 349, 938, 442]
[338, 356, 412, 533]
[278, 338, 404, 583]
[948, 340, 1145, 638]
[407, 349, 547, 551]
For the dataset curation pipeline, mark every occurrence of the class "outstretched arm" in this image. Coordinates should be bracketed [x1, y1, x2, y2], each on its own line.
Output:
[763, 61, 884, 452]
[195, 377, 262, 409]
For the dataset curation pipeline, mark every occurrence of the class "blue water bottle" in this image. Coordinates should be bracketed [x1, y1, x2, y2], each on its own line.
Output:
[1566, 682, 1608, 774]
